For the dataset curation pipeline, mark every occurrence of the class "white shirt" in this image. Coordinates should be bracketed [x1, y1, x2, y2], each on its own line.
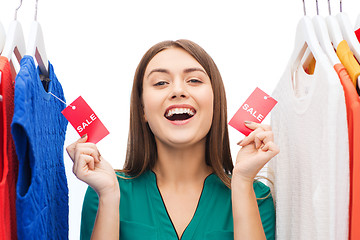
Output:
[268, 58, 349, 240]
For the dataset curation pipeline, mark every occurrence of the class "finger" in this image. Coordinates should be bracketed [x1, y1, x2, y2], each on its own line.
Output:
[90, 149, 101, 163]
[72, 153, 97, 178]
[98, 150, 102, 161]
[75, 155, 95, 180]
[76, 146, 101, 163]
[79, 133, 88, 141]
[66, 134, 88, 161]
[73, 154, 96, 179]
[261, 141, 280, 157]
[87, 144, 101, 163]
[254, 131, 274, 147]
[83, 154, 95, 171]
[75, 134, 88, 146]
[240, 122, 274, 147]
[73, 146, 92, 171]
[80, 142, 101, 161]
[73, 147, 81, 173]
[255, 134, 262, 149]
[240, 127, 264, 146]
[244, 121, 261, 130]
[259, 124, 272, 131]
[244, 121, 272, 131]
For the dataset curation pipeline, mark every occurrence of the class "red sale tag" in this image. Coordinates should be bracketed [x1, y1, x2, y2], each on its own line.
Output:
[228, 87, 277, 136]
[61, 96, 109, 143]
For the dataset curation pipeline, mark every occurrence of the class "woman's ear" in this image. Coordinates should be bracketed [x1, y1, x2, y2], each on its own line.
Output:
[144, 113, 148, 122]
[142, 105, 148, 122]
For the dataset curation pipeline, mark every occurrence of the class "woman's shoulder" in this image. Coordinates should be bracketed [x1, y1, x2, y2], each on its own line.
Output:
[214, 174, 272, 200]
[252, 179, 273, 204]
[114, 170, 154, 193]
[115, 170, 152, 182]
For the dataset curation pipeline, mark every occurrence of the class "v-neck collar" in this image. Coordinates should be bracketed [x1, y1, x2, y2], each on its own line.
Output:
[147, 170, 216, 240]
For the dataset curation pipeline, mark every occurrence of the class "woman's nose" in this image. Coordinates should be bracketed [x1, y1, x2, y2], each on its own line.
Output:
[170, 80, 188, 99]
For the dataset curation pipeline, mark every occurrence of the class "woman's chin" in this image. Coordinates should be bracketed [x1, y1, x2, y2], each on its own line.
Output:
[159, 134, 207, 149]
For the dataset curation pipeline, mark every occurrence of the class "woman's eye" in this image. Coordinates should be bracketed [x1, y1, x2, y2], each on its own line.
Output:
[188, 79, 202, 83]
[154, 81, 168, 86]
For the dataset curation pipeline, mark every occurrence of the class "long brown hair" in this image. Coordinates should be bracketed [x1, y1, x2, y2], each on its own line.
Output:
[120, 39, 233, 188]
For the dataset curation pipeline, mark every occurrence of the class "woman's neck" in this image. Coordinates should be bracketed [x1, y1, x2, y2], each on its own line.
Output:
[152, 138, 213, 185]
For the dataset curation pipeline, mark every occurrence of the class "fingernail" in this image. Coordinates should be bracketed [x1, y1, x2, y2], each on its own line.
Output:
[81, 133, 87, 138]
[237, 140, 243, 145]
[244, 121, 252, 125]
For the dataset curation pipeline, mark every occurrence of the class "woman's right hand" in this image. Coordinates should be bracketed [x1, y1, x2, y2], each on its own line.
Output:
[66, 134, 119, 197]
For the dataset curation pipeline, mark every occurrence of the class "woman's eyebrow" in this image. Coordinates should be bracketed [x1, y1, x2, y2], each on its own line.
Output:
[183, 67, 207, 75]
[147, 67, 207, 78]
[147, 68, 169, 78]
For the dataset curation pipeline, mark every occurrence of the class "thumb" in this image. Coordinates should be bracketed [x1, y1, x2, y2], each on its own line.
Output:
[78, 133, 88, 143]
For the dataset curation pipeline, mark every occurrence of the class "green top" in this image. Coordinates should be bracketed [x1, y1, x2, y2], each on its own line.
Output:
[80, 171, 275, 240]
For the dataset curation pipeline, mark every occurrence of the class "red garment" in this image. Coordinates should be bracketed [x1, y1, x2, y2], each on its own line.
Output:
[0, 56, 18, 240]
[334, 64, 360, 240]
[355, 28, 360, 44]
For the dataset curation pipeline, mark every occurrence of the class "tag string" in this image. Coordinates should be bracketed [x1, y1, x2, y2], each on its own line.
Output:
[49, 92, 76, 109]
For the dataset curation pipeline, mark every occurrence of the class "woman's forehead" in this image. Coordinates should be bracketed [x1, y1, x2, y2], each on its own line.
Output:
[144, 48, 205, 75]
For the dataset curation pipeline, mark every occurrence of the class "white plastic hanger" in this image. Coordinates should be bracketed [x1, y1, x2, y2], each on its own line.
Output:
[290, 0, 331, 95]
[1, 22, 26, 66]
[0, 22, 5, 54]
[290, 1, 329, 72]
[312, 0, 340, 66]
[356, 15, 360, 31]
[336, 0, 360, 90]
[0, 22, 5, 101]
[1, 0, 26, 79]
[326, 0, 343, 50]
[336, 1, 360, 61]
[26, 0, 48, 77]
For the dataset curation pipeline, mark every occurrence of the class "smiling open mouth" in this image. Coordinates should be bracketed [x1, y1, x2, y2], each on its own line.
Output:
[164, 108, 196, 121]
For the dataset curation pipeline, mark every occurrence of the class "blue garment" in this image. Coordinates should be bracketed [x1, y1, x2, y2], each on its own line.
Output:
[11, 56, 69, 240]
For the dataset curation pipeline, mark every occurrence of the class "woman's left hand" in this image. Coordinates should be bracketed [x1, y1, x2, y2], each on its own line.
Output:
[233, 121, 280, 184]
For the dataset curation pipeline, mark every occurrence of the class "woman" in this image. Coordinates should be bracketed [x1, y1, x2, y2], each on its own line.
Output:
[66, 39, 279, 240]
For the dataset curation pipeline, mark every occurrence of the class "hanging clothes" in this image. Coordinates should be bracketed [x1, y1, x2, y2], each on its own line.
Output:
[334, 63, 360, 240]
[269, 57, 349, 239]
[355, 29, 360, 95]
[336, 40, 360, 88]
[0, 69, 4, 240]
[0, 56, 19, 240]
[11, 55, 68, 240]
[356, 28, 360, 44]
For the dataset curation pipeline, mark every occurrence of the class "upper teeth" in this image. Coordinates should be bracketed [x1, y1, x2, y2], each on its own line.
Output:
[166, 108, 195, 117]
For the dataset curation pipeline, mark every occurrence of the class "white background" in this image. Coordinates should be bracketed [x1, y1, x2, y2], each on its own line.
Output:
[1, 0, 360, 239]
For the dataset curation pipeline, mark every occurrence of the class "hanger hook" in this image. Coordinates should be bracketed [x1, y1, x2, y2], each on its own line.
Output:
[35, 0, 39, 21]
[328, 0, 332, 15]
[14, 0, 23, 20]
[340, 0, 343, 12]
[316, 0, 319, 15]
[302, 0, 306, 16]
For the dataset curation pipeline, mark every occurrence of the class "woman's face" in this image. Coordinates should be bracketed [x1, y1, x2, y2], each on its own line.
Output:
[142, 47, 214, 148]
